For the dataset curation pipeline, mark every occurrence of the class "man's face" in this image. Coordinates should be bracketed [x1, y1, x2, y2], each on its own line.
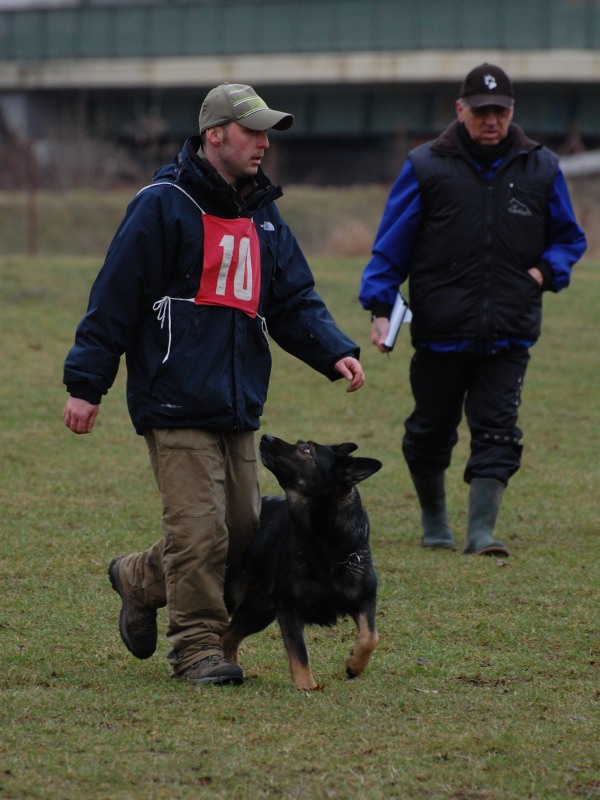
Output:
[455, 101, 514, 146]
[208, 121, 270, 185]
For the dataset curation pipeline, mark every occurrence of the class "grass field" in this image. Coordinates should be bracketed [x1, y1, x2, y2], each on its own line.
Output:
[1, 247, 599, 800]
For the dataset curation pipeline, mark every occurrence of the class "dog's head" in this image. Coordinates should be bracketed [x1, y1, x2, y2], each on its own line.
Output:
[259, 434, 382, 497]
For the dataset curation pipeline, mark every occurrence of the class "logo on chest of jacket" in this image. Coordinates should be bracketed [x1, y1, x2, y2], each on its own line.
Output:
[508, 197, 532, 217]
[260, 221, 275, 231]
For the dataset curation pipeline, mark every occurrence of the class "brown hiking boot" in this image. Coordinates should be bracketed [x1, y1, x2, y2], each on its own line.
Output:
[175, 654, 244, 686]
[108, 557, 157, 660]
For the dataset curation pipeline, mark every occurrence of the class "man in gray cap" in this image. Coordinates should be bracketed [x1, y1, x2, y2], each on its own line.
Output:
[63, 83, 365, 685]
[360, 63, 586, 557]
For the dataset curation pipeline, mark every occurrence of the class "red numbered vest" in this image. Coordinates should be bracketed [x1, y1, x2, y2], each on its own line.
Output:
[195, 214, 261, 318]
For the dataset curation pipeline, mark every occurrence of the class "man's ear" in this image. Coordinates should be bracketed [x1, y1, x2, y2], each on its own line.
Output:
[205, 125, 224, 146]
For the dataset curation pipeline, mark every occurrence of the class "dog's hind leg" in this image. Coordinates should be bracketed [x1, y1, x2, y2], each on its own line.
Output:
[221, 605, 277, 665]
[277, 609, 319, 691]
[346, 604, 378, 679]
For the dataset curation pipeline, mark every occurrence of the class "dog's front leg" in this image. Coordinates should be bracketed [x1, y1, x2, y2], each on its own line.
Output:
[277, 608, 319, 690]
[346, 603, 378, 679]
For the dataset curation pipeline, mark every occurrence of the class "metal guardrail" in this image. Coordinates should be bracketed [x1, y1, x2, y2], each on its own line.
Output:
[560, 151, 600, 177]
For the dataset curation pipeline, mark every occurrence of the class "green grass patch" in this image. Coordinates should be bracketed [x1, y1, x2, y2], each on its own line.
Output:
[1, 253, 598, 799]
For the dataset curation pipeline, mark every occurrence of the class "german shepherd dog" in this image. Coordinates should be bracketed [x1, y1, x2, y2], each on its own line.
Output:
[221, 434, 382, 690]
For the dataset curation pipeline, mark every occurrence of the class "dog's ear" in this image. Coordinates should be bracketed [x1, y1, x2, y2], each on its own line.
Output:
[332, 442, 359, 456]
[348, 457, 383, 484]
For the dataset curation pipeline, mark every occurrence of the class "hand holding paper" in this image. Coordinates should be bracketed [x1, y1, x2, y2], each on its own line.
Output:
[383, 290, 412, 351]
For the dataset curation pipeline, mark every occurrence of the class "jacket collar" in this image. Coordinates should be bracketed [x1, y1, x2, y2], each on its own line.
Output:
[152, 135, 283, 217]
[431, 120, 541, 159]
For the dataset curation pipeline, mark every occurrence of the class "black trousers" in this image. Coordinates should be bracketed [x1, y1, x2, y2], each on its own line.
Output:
[402, 347, 531, 486]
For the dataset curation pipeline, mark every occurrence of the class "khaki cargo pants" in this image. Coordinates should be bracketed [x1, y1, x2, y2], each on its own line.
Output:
[117, 428, 261, 675]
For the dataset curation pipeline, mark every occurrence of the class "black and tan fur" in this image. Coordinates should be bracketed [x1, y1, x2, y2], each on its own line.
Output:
[221, 434, 382, 690]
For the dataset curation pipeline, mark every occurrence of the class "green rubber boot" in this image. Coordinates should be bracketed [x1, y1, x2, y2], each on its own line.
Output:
[410, 472, 456, 550]
[463, 478, 509, 556]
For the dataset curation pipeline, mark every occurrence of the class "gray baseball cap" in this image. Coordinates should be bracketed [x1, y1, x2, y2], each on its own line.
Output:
[199, 83, 294, 133]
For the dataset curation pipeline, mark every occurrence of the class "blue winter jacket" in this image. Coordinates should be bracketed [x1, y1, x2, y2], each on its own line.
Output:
[64, 137, 359, 433]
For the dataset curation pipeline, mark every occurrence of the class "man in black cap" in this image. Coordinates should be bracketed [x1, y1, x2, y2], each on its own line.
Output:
[360, 64, 586, 556]
[63, 83, 365, 685]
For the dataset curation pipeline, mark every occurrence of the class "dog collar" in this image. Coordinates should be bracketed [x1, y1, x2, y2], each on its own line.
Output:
[339, 552, 362, 567]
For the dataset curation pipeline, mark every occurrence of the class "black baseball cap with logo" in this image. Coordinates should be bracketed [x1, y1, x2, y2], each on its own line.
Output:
[459, 64, 515, 109]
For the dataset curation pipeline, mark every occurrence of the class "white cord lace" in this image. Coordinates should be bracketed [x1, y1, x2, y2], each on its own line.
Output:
[152, 296, 195, 363]
[153, 299, 269, 363]
[257, 314, 269, 347]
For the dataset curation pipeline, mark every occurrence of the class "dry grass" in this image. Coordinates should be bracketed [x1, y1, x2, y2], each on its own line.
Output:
[0, 185, 388, 259]
[0, 174, 598, 261]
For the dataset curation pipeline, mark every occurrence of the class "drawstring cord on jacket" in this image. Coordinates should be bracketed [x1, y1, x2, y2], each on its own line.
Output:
[152, 296, 195, 363]
[153, 298, 270, 363]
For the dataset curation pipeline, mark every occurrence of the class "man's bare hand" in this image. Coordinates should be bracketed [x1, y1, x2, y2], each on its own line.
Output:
[63, 397, 100, 434]
[371, 316, 392, 354]
[334, 357, 365, 392]
[528, 267, 544, 287]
